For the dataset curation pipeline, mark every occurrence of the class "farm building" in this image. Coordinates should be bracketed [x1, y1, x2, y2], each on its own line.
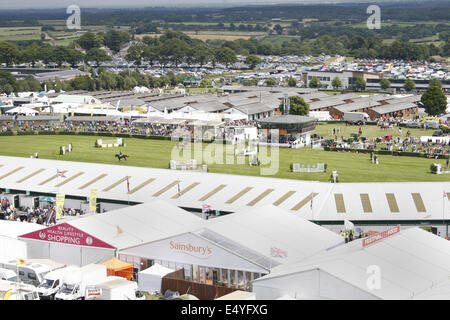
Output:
[367, 102, 419, 120]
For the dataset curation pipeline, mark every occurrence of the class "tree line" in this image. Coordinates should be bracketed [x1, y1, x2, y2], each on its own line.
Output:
[0, 66, 193, 94]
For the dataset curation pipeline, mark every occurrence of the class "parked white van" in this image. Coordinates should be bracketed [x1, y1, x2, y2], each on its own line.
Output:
[37, 266, 79, 300]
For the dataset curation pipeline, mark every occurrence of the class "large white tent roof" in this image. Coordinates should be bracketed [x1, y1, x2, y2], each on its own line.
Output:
[65, 200, 206, 250]
[42, 202, 343, 271]
[0, 220, 45, 239]
[198, 205, 343, 266]
[254, 227, 450, 299]
[0, 156, 448, 222]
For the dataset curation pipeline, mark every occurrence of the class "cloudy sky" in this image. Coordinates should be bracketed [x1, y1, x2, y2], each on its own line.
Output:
[1, 0, 417, 10]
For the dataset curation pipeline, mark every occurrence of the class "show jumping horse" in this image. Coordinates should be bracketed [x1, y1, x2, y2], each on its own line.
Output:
[115, 153, 129, 161]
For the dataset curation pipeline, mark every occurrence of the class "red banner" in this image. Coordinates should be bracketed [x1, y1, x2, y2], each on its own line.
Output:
[363, 225, 400, 247]
[19, 223, 115, 249]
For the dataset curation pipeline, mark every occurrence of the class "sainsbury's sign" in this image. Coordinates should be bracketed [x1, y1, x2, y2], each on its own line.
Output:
[19, 223, 115, 249]
[169, 241, 212, 259]
[363, 225, 400, 247]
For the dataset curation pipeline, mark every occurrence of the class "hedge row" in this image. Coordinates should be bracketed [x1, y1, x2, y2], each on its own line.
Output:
[324, 146, 449, 159]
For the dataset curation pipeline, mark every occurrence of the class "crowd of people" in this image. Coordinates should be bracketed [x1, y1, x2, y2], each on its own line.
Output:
[0, 198, 87, 226]
[0, 118, 256, 139]
[322, 117, 450, 156]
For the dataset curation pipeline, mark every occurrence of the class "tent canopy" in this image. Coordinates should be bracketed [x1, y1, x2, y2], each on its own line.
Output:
[100, 257, 132, 271]
[5, 106, 38, 115]
[39, 196, 55, 203]
[100, 257, 133, 280]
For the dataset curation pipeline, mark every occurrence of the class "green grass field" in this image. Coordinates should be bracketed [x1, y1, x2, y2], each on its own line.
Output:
[314, 123, 440, 140]
[0, 27, 42, 41]
[0, 131, 447, 183]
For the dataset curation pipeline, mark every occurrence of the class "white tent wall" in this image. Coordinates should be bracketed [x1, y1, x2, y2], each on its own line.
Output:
[119, 232, 268, 274]
[318, 270, 379, 300]
[99, 202, 129, 212]
[48, 243, 80, 265]
[80, 246, 115, 266]
[252, 269, 320, 300]
[0, 236, 28, 261]
[18, 195, 39, 209]
[23, 239, 114, 267]
[25, 239, 50, 260]
[138, 264, 175, 293]
[63, 199, 89, 211]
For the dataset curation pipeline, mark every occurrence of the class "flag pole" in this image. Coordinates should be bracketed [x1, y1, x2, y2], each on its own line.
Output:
[127, 176, 130, 206]
[444, 190, 447, 238]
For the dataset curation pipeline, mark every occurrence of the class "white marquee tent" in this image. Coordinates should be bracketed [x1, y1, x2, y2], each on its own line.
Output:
[0, 221, 45, 261]
[138, 263, 175, 293]
[5, 106, 38, 116]
[252, 227, 450, 300]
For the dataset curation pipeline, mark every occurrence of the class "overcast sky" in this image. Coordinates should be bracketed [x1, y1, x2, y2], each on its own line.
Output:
[0, 0, 419, 10]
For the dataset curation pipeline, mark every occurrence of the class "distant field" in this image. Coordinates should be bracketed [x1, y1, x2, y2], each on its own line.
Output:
[0, 24, 130, 44]
[352, 21, 450, 28]
[187, 34, 253, 41]
[0, 27, 42, 41]
[135, 31, 262, 41]
[0, 132, 447, 183]
[314, 123, 438, 140]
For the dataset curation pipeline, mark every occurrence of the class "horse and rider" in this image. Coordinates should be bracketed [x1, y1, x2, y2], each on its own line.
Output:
[115, 151, 129, 161]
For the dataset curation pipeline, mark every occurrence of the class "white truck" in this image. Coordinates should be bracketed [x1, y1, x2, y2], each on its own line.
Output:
[342, 112, 370, 123]
[0, 279, 40, 300]
[36, 266, 79, 300]
[54, 264, 107, 300]
[309, 111, 333, 121]
[86, 276, 146, 300]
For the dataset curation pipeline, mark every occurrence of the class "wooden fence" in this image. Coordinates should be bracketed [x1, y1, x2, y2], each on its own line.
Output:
[161, 275, 237, 300]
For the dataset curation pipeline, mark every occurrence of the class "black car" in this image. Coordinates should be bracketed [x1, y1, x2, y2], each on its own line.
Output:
[432, 130, 443, 137]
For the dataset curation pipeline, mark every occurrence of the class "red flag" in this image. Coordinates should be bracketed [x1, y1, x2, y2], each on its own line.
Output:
[270, 247, 288, 258]
[57, 169, 66, 178]
[126, 177, 130, 193]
